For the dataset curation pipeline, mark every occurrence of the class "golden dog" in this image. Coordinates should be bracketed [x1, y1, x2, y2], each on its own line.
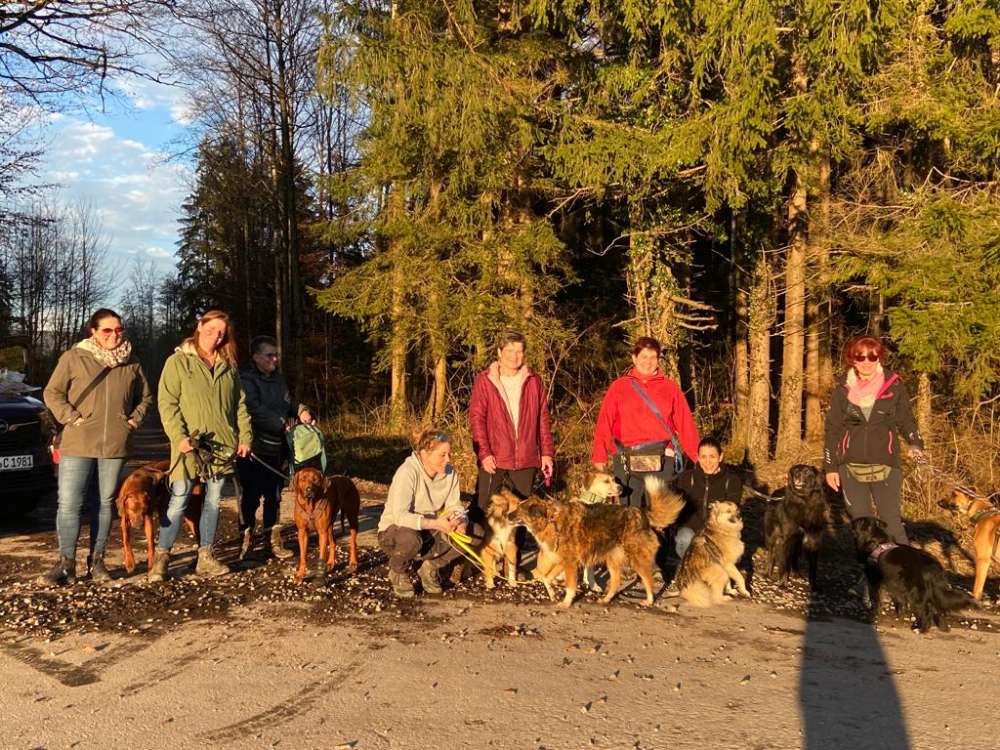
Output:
[674, 501, 749, 607]
[939, 488, 1000, 601]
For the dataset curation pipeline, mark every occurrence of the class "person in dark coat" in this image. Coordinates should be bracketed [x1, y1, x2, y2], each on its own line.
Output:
[672, 437, 743, 559]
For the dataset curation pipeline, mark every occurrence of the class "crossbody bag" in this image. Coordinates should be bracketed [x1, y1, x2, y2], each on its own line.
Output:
[621, 381, 685, 474]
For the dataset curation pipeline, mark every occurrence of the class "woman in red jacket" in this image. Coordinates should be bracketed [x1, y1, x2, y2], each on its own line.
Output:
[469, 330, 555, 511]
[592, 336, 699, 508]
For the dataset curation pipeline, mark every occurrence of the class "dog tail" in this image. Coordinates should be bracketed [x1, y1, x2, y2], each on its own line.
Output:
[928, 573, 976, 612]
[644, 476, 686, 529]
[680, 581, 714, 608]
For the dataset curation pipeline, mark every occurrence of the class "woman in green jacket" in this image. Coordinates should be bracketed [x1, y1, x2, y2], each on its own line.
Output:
[151, 310, 252, 582]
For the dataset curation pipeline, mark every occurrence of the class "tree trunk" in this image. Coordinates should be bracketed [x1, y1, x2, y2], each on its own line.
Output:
[776, 166, 807, 460]
[747, 254, 773, 466]
[915, 371, 932, 445]
[730, 233, 750, 458]
[387, 188, 408, 433]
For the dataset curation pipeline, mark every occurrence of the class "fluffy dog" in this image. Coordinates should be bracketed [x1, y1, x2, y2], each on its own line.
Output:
[764, 464, 831, 587]
[293, 468, 361, 582]
[938, 489, 1000, 601]
[509, 475, 684, 608]
[574, 470, 621, 592]
[116, 459, 202, 575]
[674, 501, 749, 607]
[851, 516, 974, 632]
[481, 489, 521, 589]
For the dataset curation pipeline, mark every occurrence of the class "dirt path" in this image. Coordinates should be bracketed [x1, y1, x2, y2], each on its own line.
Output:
[3, 419, 1000, 749]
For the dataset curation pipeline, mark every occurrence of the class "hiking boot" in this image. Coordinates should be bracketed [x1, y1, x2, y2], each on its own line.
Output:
[148, 550, 170, 583]
[37, 555, 75, 586]
[663, 579, 681, 598]
[388, 570, 415, 599]
[418, 563, 443, 595]
[266, 525, 293, 560]
[196, 546, 230, 577]
[238, 528, 255, 561]
[89, 553, 111, 583]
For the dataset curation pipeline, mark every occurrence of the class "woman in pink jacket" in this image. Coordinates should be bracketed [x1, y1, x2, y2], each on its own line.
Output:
[469, 330, 555, 512]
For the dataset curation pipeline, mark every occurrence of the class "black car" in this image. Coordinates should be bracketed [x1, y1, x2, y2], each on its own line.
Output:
[0, 393, 57, 516]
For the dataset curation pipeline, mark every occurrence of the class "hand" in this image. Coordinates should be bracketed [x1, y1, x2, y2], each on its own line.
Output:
[72, 416, 85, 427]
[455, 521, 468, 536]
[127, 418, 138, 431]
[299, 409, 314, 425]
[910, 447, 926, 463]
[541, 455, 554, 478]
[178, 437, 195, 454]
[237, 443, 251, 458]
[825, 471, 841, 492]
[481, 455, 497, 474]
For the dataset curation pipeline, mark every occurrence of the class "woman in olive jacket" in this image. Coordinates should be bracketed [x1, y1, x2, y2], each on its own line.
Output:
[41, 308, 152, 585]
[151, 310, 252, 582]
[824, 336, 924, 543]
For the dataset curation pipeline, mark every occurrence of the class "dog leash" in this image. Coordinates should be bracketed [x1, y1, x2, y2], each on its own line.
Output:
[911, 458, 998, 503]
[250, 451, 291, 481]
[744, 486, 782, 502]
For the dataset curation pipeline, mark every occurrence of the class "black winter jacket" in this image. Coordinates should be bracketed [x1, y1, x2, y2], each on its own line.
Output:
[674, 464, 743, 532]
[238, 366, 308, 460]
[823, 369, 923, 471]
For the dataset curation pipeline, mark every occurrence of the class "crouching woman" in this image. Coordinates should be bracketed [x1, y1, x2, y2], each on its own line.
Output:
[377, 428, 477, 598]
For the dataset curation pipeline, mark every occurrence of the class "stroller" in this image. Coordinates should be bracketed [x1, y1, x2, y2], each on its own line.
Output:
[286, 422, 328, 474]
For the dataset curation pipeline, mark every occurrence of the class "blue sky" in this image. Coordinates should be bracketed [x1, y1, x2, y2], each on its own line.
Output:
[35, 75, 194, 276]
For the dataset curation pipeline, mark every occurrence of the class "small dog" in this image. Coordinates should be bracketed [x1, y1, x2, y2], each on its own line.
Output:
[764, 464, 831, 587]
[481, 489, 522, 589]
[674, 501, 749, 607]
[509, 475, 684, 608]
[116, 459, 202, 575]
[851, 516, 975, 632]
[293, 468, 361, 582]
[938, 489, 1000, 601]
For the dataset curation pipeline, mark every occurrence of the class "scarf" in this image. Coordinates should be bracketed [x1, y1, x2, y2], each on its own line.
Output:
[77, 337, 133, 368]
[846, 363, 885, 409]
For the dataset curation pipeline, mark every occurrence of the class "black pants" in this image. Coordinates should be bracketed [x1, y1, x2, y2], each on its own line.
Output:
[475, 467, 537, 513]
[237, 456, 285, 532]
[610, 453, 676, 509]
[378, 523, 485, 574]
[838, 466, 908, 543]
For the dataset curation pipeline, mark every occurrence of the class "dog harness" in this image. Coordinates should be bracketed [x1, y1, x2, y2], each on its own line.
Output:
[868, 542, 897, 565]
[969, 507, 1000, 525]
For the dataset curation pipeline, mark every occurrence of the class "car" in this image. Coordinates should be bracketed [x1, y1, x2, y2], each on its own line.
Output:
[0, 393, 57, 516]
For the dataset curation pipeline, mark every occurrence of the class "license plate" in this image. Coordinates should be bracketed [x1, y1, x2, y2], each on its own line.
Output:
[0, 454, 33, 471]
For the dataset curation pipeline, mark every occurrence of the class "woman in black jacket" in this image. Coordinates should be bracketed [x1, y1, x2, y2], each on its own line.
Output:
[673, 437, 743, 558]
[824, 336, 924, 543]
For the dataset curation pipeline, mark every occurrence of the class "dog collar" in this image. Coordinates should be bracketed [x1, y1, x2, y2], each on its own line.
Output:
[579, 490, 608, 505]
[970, 508, 1000, 525]
[868, 542, 897, 564]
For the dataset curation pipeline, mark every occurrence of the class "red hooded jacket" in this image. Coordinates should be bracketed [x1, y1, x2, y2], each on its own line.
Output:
[591, 368, 699, 465]
[469, 363, 554, 470]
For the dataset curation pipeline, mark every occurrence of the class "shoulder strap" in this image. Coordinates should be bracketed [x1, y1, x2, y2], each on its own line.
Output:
[629, 380, 674, 438]
[70, 366, 113, 414]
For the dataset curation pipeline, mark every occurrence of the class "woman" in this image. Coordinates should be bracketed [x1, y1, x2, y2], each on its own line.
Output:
[152, 310, 252, 582]
[377, 428, 477, 598]
[672, 437, 743, 559]
[592, 336, 700, 508]
[824, 335, 923, 543]
[41, 308, 152, 585]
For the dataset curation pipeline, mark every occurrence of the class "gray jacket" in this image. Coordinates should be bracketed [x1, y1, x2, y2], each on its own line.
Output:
[377, 453, 463, 532]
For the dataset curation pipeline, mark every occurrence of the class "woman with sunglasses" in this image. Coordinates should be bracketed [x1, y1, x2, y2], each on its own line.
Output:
[824, 335, 924, 543]
[40, 308, 152, 585]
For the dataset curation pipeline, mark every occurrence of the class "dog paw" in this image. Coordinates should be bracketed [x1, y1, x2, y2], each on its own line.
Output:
[556, 600, 573, 609]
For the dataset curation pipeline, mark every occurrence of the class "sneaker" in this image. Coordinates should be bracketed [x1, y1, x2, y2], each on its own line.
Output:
[195, 546, 230, 577]
[266, 525, 294, 560]
[148, 550, 170, 583]
[418, 563, 443, 595]
[663, 579, 681, 598]
[89, 553, 111, 583]
[388, 570, 415, 599]
[37, 555, 75, 586]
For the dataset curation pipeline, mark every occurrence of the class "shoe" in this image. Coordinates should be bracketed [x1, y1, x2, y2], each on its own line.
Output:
[266, 525, 293, 560]
[663, 579, 681, 598]
[196, 546, 230, 577]
[37, 555, 76, 586]
[388, 570, 415, 599]
[89, 553, 111, 583]
[238, 528, 255, 561]
[148, 550, 170, 583]
[418, 563, 443, 595]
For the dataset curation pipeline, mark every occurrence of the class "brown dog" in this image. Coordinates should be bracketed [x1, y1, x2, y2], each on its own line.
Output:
[481, 489, 521, 589]
[292, 468, 360, 582]
[116, 459, 203, 575]
[939, 489, 1000, 601]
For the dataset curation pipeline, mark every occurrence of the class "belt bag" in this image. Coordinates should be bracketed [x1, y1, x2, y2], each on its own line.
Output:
[617, 440, 668, 473]
[845, 463, 892, 483]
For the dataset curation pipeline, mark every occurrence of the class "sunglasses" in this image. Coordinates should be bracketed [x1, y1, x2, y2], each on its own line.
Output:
[853, 352, 879, 363]
[99, 327, 124, 335]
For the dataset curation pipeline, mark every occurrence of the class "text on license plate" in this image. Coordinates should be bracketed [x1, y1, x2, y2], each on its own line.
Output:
[0, 455, 33, 471]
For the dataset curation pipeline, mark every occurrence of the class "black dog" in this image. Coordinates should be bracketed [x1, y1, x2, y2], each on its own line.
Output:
[851, 517, 974, 632]
[764, 464, 830, 587]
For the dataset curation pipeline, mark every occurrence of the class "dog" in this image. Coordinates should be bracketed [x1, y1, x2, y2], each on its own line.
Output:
[938, 489, 1000, 601]
[674, 501, 749, 607]
[509, 475, 684, 608]
[116, 459, 203, 575]
[481, 489, 522, 589]
[574, 470, 621, 592]
[851, 516, 975, 632]
[764, 464, 831, 587]
[292, 468, 361, 582]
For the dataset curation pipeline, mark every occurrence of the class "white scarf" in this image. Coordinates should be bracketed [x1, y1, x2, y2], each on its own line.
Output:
[77, 337, 133, 368]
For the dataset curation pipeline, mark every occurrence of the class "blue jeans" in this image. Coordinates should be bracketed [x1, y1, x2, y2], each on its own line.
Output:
[675, 527, 695, 559]
[158, 476, 226, 550]
[56, 456, 126, 559]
